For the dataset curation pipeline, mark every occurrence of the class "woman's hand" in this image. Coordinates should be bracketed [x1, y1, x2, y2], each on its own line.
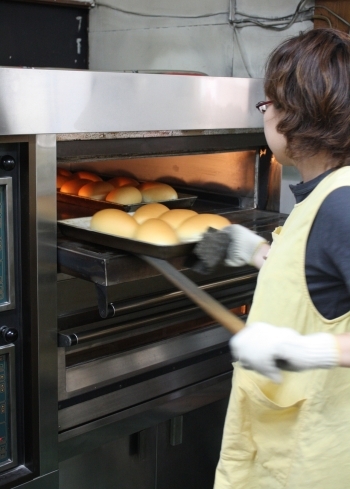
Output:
[229, 322, 340, 383]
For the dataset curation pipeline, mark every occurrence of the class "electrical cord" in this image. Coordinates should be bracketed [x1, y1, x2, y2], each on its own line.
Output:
[232, 27, 253, 78]
[230, 0, 314, 78]
[95, 2, 227, 19]
[94, 0, 350, 78]
[315, 5, 350, 29]
[232, 0, 314, 31]
[313, 14, 332, 28]
[95, 1, 349, 32]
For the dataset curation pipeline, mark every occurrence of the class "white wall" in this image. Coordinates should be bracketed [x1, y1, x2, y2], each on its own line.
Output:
[280, 166, 302, 214]
[89, 0, 314, 77]
[88, 0, 312, 213]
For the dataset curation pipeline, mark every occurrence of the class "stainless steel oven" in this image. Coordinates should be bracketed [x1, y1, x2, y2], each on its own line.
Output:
[0, 67, 286, 489]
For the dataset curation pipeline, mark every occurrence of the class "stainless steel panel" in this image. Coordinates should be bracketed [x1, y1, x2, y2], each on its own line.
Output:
[62, 326, 231, 395]
[58, 372, 232, 460]
[16, 471, 59, 489]
[156, 398, 229, 489]
[59, 352, 232, 432]
[0, 68, 264, 135]
[59, 428, 156, 489]
[28, 135, 58, 475]
[59, 396, 229, 489]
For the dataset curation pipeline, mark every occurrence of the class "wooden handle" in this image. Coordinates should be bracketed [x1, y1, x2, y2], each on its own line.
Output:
[140, 255, 245, 335]
[140, 257, 297, 372]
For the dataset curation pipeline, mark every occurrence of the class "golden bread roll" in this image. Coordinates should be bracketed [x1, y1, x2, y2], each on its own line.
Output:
[90, 209, 138, 238]
[159, 209, 198, 229]
[137, 181, 160, 191]
[60, 178, 92, 195]
[57, 168, 73, 177]
[78, 181, 114, 200]
[108, 176, 139, 187]
[141, 183, 178, 202]
[56, 174, 71, 189]
[177, 214, 231, 243]
[105, 186, 143, 205]
[133, 203, 169, 224]
[135, 218, 179, 245]
[75, 171, 103, 182]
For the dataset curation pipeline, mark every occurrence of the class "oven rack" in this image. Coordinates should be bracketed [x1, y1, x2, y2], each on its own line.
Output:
[57, 209, 287, 320]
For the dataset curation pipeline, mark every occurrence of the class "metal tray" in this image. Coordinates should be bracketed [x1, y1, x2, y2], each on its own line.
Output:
[57, 191, 197, 213]
[57, 217, 197, 259]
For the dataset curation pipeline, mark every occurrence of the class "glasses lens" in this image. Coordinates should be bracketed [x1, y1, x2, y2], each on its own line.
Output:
[256, 101, 271, 114]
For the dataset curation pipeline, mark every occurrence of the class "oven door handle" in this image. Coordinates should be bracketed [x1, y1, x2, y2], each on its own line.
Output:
[57, 272, 256, 347]
[95, 271, 258, 319]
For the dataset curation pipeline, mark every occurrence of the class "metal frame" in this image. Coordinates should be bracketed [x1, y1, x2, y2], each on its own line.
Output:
[9, 0, 93, 8]
[0, 344, 17, 472]
[27, 135, 58, 477]
[0, 135, 59, 488]
[0, 177, 16, 311]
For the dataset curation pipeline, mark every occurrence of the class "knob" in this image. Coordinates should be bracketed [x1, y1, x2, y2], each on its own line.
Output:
[0, 326, 18, 344]
[0, 155, 16, 171]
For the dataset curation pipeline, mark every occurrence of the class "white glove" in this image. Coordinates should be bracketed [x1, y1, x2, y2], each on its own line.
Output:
[224, 224, 269, 269]
[229, 322, 340, 383]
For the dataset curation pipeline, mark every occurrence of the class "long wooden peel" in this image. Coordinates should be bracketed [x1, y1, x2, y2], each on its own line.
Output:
[140, 255, 245, 335]
[140, 256, 294, 371]
[141, 255, 293, 371]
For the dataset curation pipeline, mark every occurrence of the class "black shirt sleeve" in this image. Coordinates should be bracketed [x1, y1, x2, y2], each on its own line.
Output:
[306, 186, 350, 319]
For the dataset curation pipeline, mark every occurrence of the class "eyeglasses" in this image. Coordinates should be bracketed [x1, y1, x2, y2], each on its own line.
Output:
[256, 100, 273, 114]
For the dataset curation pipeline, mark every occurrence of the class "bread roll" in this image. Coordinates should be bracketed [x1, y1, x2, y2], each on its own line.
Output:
[135, 218, 179, 245]
[159, 209, 198, 229]
[60, 178, 92, 195]
[137, 181, 160, 191]
[57, 174, 71, 189]
[57, 168, 73, 177]
[106, 186, 143, 205]
[78, 181, 114, 200]
[133, 203, 169, 224]
[108, 176, 139, 187]
[90, 209, 138, 238]
[75, 171, 103, 182]
[177, 214, 231, 243]
[141, 183, 178, 202]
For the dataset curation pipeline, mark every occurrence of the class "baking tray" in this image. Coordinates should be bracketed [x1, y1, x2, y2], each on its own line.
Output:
[57, 217, 197, 259]
[57, 191, 197, 213]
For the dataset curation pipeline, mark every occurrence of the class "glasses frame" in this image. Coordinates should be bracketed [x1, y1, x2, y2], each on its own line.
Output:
[256, 100, 273, 114]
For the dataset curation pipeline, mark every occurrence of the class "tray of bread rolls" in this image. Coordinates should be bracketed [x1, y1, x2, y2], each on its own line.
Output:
[57, 205, 231, 259]
[57, 170, 197, 213]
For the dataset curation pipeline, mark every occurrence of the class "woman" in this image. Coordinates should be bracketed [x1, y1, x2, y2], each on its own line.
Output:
[214, 28, 350, 489]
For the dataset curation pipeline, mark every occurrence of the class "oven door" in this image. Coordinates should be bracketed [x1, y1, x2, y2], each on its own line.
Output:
[57, 263, 257, 440]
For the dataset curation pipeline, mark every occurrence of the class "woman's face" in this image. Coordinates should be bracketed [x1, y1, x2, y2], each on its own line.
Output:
[263, 104, 294, 166]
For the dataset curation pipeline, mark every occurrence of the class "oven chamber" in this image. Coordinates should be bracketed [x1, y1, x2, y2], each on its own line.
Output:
[0, 68, 286, 489]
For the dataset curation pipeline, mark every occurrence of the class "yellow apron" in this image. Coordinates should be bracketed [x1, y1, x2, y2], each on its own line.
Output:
[214, 167, 350, 489]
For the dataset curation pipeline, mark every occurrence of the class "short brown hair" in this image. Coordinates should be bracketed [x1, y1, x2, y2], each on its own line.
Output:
[264, 28, 350, 166]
